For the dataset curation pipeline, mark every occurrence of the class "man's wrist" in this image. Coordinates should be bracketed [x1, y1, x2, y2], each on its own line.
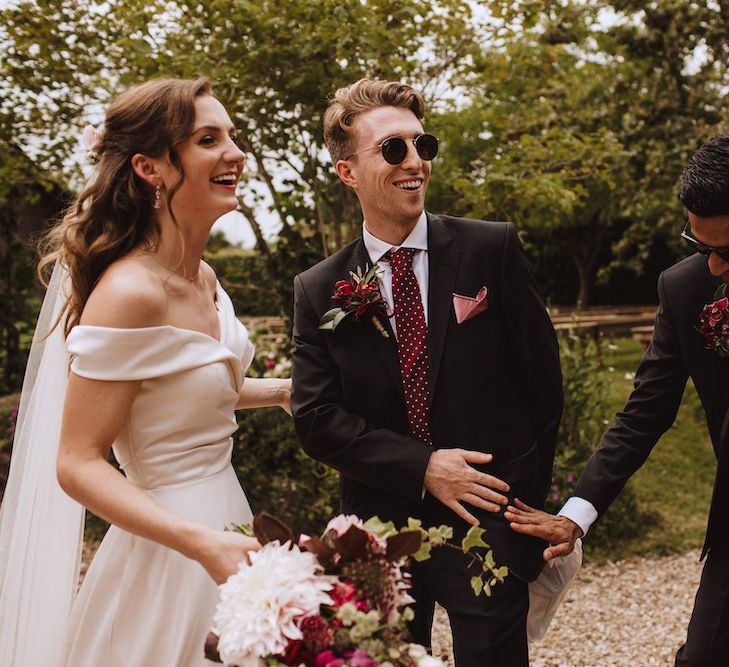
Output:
[559, 496, 597, 537]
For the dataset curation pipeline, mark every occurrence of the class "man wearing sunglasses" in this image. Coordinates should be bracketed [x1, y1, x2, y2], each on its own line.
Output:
[292, 78, 563, 665]
[506, 135, 729, 665]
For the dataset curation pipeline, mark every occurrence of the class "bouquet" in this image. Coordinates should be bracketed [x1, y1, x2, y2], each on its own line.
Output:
[205, 514, 508, 666]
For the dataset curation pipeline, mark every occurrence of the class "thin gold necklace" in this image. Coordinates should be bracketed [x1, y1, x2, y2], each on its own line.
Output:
[143, 252, 199, 283]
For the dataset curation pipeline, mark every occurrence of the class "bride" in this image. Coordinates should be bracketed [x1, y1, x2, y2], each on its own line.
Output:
[0, 77, 290, 666]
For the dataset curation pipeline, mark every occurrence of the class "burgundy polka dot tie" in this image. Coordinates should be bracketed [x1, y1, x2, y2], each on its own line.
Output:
[390, 248, 431, 444]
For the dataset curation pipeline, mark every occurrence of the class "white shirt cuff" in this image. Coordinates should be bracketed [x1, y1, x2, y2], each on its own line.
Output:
[559, 497, 598, 537]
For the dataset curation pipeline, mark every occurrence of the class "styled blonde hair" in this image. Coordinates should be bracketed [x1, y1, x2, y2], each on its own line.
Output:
[323, 78, 425, 164]
[38, 77, 213, 334]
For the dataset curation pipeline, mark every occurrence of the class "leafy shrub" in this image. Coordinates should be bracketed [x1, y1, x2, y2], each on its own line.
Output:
[547, 332, 654, 553]
[232, 327, 338, 535]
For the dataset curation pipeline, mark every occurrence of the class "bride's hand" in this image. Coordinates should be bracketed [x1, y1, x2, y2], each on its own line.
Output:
[196, 530, 261, 584]
[504, 498, 583, 562]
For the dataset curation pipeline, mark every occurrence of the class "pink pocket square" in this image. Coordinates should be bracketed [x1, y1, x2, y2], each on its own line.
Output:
[453, 287, 488, 324]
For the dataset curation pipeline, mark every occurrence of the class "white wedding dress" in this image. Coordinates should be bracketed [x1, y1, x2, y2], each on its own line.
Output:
[62, 284, 254, 666]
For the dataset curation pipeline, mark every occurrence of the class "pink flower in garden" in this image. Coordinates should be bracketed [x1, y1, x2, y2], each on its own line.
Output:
[264, 359, 276, 369]
[566, 474, 574, 483]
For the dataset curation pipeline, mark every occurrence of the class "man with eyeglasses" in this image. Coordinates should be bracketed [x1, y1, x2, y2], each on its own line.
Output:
[506, 135, 729, 665]
[292, 78, 563, 664]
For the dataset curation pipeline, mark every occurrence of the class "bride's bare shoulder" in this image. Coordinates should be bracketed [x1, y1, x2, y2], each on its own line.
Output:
[80, 258, 167, 329]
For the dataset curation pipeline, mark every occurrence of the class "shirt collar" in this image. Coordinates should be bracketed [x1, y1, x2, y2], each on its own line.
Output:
[362, 211, 428, 263]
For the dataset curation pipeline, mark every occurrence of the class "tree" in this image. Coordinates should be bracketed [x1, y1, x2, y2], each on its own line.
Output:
[1, 0, 482, 314]
[0, 137, 69, 392]
[428, 0, 727, 305]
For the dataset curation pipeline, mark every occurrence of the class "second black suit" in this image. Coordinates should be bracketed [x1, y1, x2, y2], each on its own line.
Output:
[573, 253, 729, 665]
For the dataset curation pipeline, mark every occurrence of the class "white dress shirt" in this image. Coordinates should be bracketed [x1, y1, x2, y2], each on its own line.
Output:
[362, 211, 429, 340]
[559, 497, 598, 536]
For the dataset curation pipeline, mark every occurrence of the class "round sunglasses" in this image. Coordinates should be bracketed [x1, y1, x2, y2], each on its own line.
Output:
[346, 133, 439, 165]
[681, 221, 729, 262]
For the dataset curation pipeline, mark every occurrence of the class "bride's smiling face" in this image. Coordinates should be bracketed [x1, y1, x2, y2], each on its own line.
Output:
[158, 95, 246, 223]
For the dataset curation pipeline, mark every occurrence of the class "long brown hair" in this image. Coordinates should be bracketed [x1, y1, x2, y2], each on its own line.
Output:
[38, 77, 213, 335]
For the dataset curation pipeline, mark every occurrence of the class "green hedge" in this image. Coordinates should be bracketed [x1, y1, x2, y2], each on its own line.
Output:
[547, 332, 654, 554]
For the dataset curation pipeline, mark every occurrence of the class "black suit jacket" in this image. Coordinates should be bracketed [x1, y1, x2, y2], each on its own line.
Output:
[574, 253, 729, 557]
[292, 213, 563, 580]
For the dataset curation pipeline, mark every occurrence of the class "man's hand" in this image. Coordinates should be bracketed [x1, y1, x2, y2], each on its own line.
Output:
[504, 498, 583, 561]
[423, 448, 510, 526]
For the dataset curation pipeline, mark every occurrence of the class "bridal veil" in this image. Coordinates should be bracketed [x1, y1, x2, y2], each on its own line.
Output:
[0, 261, 85, 666]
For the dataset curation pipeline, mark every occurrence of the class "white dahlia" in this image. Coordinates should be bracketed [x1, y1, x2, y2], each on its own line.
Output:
[213, 542, 335, 666]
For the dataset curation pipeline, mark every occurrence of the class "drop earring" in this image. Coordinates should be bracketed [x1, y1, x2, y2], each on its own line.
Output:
[153, 185, 161, 210]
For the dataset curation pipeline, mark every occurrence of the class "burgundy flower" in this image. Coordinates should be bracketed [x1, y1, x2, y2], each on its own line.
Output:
[281, 639, 312, 666]
[698, 288, 729, 355]
[334, 280, 355, 298]
[320, 264, 390, 339]
[299, 614, 334, 654]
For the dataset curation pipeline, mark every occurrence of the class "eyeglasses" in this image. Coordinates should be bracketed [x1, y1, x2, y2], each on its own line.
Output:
[681, 221, 729, 262]
[346, 133, 439, 165]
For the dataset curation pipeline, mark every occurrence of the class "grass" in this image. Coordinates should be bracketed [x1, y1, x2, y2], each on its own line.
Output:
[588, 337, 716, 561]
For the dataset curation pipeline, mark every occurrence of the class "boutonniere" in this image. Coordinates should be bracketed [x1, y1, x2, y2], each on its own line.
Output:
[319, 264, 390, 338]
[698, 283, 729, 356]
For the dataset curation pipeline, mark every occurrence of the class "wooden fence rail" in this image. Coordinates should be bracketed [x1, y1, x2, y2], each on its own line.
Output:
[240, 305, 659, 347]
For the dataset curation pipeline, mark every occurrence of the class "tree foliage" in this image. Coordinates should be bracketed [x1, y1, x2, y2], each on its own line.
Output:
[1, 0, 481, 314]
[2, 0, 729, 314]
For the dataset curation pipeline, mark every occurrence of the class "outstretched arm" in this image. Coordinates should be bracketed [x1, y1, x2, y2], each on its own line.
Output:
[237, 377, 291, 414]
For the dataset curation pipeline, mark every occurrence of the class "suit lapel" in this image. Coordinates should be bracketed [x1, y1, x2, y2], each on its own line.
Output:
[350, 240, 403, 399]
[426, 213, 460, 407]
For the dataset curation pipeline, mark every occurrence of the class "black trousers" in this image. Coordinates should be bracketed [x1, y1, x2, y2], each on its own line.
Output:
[409, 542, 529, 667]
[675, 544, 729, 666]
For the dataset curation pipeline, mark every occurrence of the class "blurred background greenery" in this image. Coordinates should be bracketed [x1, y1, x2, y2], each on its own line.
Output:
[0, 0, 723, 560]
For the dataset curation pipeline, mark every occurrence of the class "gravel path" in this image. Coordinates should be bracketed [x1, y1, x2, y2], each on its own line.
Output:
[431, 549, 704, 666]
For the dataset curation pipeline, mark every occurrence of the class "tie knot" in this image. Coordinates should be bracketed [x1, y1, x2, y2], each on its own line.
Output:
[390, 248, 416, 272]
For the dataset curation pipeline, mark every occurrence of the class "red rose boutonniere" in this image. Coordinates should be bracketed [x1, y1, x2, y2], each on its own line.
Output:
[319, 264, 390, 338]
[699, 283, 729, 356]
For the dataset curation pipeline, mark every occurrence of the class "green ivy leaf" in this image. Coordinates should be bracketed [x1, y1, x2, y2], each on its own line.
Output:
[428, 525, 453, 545]
[406, 517, 423, 531]
[363, 516, 396, 538]
[412, 541, 432, 562]
[461, 525, 488, 552]
[470, 575, 483, 596]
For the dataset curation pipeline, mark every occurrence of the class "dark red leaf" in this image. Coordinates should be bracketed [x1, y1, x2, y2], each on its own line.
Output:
[385, 530, 422, 561]
[332, 525, 370, 561]
[204, 632, 222, 663]
[300, 536, 337, 562]
[253, 512, 294, 545]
